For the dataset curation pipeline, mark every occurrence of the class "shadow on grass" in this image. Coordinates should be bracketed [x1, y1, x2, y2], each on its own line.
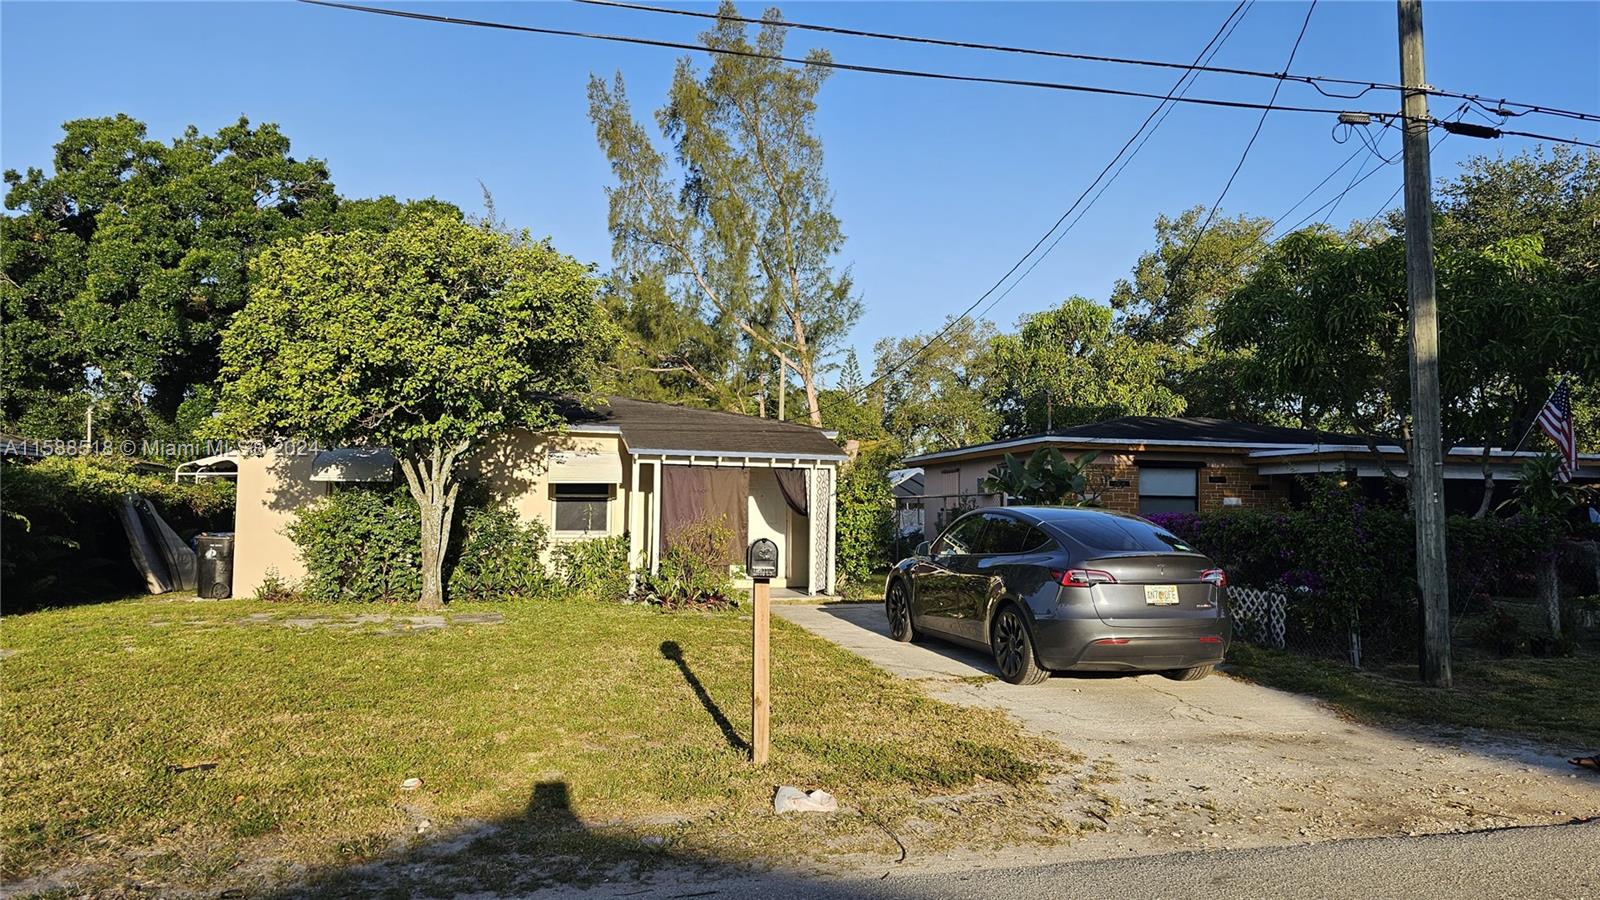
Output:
[660, 639, 748, 753]
[268, 779, 901, 899]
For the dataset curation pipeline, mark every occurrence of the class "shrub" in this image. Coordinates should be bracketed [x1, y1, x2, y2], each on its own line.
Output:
[552, 534, 631, 601]
[254, 567, 302, 603]
[1149, 477, 1562, 662]
[1, 456, 235, 610]
[836, 442, 897, 587]
[447, 504, 551, 601]
[630, 517, 737, 610]
[287, 486, 421, 603]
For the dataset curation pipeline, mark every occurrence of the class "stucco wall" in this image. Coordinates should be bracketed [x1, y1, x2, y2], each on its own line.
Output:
[230, 430, 841, 598]
[463, 429, 628, 555]
[747, 469, 792, 589]
[232, 449, 323, 598]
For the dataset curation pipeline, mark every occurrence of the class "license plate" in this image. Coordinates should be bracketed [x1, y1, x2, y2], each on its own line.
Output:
[1144, 585, 1180, 606]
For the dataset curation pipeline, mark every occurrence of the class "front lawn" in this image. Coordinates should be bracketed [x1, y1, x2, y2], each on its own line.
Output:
[1227, 643, 1600, 748]
[0, 596, 1068, 896]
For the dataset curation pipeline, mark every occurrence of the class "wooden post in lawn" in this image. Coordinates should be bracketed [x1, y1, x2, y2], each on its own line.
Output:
[752, 577, 770, 765]
[746, 538, 779, 765]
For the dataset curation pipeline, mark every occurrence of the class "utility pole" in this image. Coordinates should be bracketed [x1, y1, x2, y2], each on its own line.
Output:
[1397, 0, 1452, 688]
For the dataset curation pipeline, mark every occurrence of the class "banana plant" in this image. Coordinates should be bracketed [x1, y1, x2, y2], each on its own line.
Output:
[979, 448, 1102, 506]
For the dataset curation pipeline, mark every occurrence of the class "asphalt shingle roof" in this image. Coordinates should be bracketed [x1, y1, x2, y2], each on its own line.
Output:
[903, 416, 1378, 462]
[574, 397, 846, 459]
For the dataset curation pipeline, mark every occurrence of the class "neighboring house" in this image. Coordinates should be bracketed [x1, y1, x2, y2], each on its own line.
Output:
[903, 416, 1600, 530]
[230, 398, 845, 598]
[887, 467, 925, 538]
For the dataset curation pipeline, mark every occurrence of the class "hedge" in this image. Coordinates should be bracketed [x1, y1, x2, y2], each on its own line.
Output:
[1, 456, 235, 610]
[1146, 480, 1556, 660]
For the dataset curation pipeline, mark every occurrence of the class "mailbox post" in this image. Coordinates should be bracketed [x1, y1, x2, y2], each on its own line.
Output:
[746, 538, 779, 765]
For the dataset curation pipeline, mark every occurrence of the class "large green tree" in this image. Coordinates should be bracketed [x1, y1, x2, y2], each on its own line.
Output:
[587, 2, 861, 426]
[1, 114, 455, 442]
[986, 297, 1185, 436]
[872, 318, 1000, 455]
[215, 213, 611, 607]
[1217, 224, 1596, 511]
[1110, 206, 1274, 349]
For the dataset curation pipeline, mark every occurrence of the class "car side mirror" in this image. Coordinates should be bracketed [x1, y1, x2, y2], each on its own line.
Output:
[915, 541, 931, 558]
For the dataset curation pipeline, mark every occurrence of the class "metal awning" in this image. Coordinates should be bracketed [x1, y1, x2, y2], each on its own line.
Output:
[311, 448, 395, 483]
[545, 445, 624, 483]
[174, 453, 240, 482]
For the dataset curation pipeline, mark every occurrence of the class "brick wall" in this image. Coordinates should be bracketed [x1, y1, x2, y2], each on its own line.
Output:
[1086, 456, 1290, 514]
[918, 448, 1292, 517]
[1199, 464, 1289, 511]
[1088, 455, 1141, 514]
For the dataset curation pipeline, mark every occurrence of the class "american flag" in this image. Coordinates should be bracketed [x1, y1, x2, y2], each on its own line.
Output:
[1536, 379, 1577, 482]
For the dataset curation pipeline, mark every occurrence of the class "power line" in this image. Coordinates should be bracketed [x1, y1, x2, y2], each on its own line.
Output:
[1220, 104, 1466, 275]
[301, 0, 1401, 120]
[1454, 123, 1600, 150]
[302, 1, 1600, 148]
[821, 1, 1255, 417]
[963, 5, 1258, 328]
[1160, 1, 1319, 315]
[574, 0, 1600, 124]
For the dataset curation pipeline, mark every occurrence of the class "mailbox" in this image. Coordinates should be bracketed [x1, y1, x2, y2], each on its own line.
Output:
[746, 538, 779, 581]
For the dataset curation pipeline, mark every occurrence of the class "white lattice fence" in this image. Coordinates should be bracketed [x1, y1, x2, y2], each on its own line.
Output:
[1229, 586, 1287, 650]
[1229, 585, 1364, 666]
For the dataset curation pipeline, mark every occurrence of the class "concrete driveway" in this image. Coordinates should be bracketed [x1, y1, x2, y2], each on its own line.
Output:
[776, 602, 1600, 862]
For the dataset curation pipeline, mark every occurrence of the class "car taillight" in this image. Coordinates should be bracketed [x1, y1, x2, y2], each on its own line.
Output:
[1057, 568, 1116, 587]
[1201, 568, 1227, 588]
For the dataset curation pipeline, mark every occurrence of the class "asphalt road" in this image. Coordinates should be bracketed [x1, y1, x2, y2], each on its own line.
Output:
[540, 821, 1600, 899]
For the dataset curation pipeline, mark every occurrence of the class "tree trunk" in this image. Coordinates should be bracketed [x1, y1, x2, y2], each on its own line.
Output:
[1538, 552, 1561, 637]
[400, 442, 468, 609]
[1472, 445, 1496, 519]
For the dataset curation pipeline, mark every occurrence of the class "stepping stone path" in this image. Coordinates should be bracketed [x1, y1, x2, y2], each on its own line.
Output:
[209, 611, 508, 633]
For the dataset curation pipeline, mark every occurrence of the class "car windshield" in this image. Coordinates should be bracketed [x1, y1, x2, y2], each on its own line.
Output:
[1057, 515, 1196, 555]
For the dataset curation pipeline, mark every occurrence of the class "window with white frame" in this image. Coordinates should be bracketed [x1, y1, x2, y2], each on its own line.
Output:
[1138, 466, 1198, 514]
[553, 483, 611, 534]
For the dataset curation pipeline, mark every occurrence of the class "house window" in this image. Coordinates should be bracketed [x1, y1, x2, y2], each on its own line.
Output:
[553, 483, 610, 534]
[1138, 467, 1197, 514]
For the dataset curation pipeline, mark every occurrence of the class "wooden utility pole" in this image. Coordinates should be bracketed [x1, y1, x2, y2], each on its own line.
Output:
[751, 577, 771, 764]
[1397, 0, 1452, 688]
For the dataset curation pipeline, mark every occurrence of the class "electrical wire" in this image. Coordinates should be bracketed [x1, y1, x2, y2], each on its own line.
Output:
[295, 0, 1600, 416]
[1481, 126, 1600, 150]
[574, 0, 1600, 124]
[300, 0, 1403, 120]
[954, 2, 1257, 331]
[806, 1, 1256, 417]
[1159, 1, 1318, 312]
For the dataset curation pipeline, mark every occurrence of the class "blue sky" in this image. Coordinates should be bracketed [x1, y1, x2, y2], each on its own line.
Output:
[4, 1, 1597, 382]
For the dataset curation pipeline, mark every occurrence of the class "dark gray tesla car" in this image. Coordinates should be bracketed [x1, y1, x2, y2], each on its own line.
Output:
[884, 507, 1230, 685]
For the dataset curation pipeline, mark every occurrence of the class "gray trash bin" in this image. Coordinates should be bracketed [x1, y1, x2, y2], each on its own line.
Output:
[196, 532, 235, 599]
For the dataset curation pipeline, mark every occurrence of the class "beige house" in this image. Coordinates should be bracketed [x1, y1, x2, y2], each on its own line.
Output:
[223, 398, 846, 598]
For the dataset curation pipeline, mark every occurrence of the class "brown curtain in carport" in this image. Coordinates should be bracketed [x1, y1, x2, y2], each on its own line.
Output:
[773, 469, 809, 518]
[661, 466, 749, 565]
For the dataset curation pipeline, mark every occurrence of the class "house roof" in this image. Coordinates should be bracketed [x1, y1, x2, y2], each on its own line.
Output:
[903, 416, 1377, 464]
[572, 397, 847, 461]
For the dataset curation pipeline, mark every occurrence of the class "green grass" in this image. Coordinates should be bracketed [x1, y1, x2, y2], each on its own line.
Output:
[838, 570, 892, 603]
[1227, 643, 1600, 747]
[0, 596, 1069, 895]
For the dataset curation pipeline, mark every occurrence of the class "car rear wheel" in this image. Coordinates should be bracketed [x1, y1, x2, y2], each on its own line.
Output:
[991, 604, 1048, 685]
[1161, 664, 1215, 682]
[885, 579, 916, 643]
